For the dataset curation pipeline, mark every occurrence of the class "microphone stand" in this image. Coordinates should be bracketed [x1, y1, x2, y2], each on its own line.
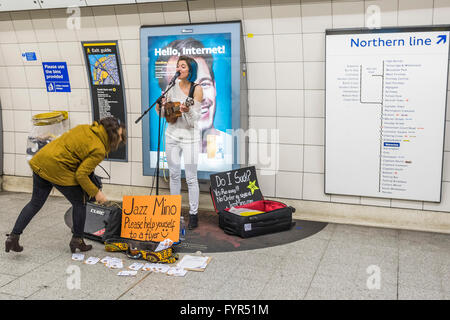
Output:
[135, 80, 176, 195]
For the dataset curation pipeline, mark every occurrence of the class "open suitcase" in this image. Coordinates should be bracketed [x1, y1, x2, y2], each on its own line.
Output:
[210, 166, 296, 238]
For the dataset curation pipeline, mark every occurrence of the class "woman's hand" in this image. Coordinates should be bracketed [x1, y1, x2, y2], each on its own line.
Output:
[95, 190, 107, 204]
[156, 97, 166, 113]
[180, 103, 190, 113]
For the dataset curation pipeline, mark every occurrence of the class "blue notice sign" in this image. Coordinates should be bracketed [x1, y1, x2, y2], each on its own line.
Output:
[42, 62, 71, 92]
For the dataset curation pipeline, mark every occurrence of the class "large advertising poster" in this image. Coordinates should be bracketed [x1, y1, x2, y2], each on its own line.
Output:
[140, 22, 242, 180]
[82, 41, 127, 161]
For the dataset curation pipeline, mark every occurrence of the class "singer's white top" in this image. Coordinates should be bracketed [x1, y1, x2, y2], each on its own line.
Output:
[161, 79, 201, 143]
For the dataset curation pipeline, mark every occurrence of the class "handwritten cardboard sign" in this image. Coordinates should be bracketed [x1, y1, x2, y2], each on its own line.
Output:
[120, 195, 181, 242]
[210, 166, 263, 212]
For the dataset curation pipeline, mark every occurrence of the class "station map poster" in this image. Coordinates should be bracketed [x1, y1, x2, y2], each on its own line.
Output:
[140, 22, 243, 180]
[325, 26, 450, 202]
[82, 41, 127, 161]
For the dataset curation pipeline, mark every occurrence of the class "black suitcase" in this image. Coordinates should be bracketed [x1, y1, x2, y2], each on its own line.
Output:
[210, 166, 296, 238]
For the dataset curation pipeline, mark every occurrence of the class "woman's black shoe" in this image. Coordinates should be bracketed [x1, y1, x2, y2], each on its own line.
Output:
[5, 233, 23, 253]
[188, 214, 198, 230]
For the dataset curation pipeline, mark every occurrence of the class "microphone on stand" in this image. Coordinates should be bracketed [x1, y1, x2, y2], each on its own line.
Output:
[169, 71, 181, 85]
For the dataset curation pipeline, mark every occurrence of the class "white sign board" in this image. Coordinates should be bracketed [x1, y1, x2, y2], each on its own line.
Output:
[325, 27, 450, 202]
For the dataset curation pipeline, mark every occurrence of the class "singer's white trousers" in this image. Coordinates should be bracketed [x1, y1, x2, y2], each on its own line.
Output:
[165, 136, 199, 215]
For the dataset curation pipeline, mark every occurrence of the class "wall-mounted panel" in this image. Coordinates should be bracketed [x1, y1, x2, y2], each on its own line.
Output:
[0, 0, 41, 11]
[38, 0, 87, 9]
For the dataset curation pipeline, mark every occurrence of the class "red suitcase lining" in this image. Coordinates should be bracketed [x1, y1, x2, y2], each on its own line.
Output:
[224, 200, 286, 213]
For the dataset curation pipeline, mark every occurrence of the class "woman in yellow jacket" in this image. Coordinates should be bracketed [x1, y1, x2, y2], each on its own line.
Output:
[5, 117, 126, 254]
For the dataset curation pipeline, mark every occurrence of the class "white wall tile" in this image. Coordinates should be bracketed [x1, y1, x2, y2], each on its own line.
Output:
[243, 0, 273, 35]
[304, 145, 324, 173]
[50, 8, 78, 42]
[38, 42, 61, 62]
[120, 39, 140, 65]
[0, 88, 13, 109]
[304, 61, 325, 90]
[3, 131, 15, 153]
[131, 137, 142, 162]
[278, 144, 303, 172]
[68, 65, 88, 89]
[275, 62, 303, 89]
[248, 89, 277, 117]
[2, 109, 14, 131]
[3, 153, 15, 175]
[330, 194, 361, 205]
[360, 196, 391, 207]
[423, 182, 450, 212]
[30, 10, 57, 42]
[68, 111, 90, 128]
[68, 89, 89, 113]
[162, 1, 190, 24]
[0, 49, 4, 66]
[247, 63, 276, 89]
[276, 89, 304, 117]
[277, 117, 303, 144]
[110, 161, 132, 185]
[0, 13, 18, 44]
[303, 172, 329, 201]
[25, 66, 46, 88]
[249, 143, 280, 172]
[0, 67, 9, 88]
[131, 161, 153, 187]
[304, 117, 324, 145]
[48, 92, 68, 111]
[274, 34, 302, 62]
[301, 0, 332, 33]
[7, 66, 27, 88]
[303, 33, 325, 62]
[126, 88, 141, 114]
[124, 65, 141, 89]
[14, 110, 32, 132]
[10, 11, 37, 44]
[391, 199, 423, 210]
[130, 113, 142, 138]
[138, 2, 165, 25]
[115, 4, 141, 40]
[58, 42, 83, 66]
[189, 0, 217, 23]
[215, 0, 243, 22]
[14, 132, 28, 155]
[276, 171, 303, 198]
[75, 7, 99, 41]
[304, 90, 324, 117]
[29, 88, 50, 111]
[1, 43, 23, 66]
[10, 88, 31, 110]
[271, 0, 302, 34]
[15, 154, 32, 177]
[398, 0, 433, 26]
[92, 6, 121, 40]
[433, 0, 450, 24]
[249, 116, 277, 143]
[245, 35, 275, 63]
[443, 152, 450, 181]
[256, 168, 276, 196]
[332, 0, 365, 28]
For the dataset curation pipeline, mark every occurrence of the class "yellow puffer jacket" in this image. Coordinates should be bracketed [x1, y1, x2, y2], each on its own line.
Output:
[29, 121, 110, 197]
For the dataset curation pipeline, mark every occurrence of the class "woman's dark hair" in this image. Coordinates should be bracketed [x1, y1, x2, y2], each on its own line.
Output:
[178, 55, 198, 82]
[99, 116, 126, 151]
